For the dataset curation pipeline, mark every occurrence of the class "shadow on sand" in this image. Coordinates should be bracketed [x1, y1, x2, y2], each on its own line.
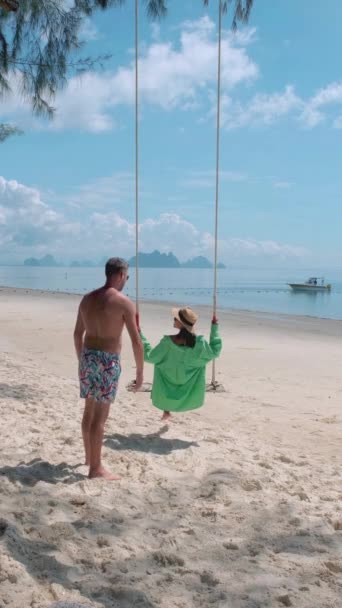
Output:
[0, 458, 84, 486]
[105, 425, 198, 455]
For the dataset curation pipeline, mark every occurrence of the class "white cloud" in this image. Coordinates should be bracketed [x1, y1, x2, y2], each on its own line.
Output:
[310, 82, 342, 108]
[210, 79, 342, 131]
[138, 213, 206, 258]
[0, 175, 309, 264]
[299, 105, 324, 129]
[220, 85, 302, 130]
[0, 17, 258, 132]
[215, 80, 342, 131]
[0, 177, 76, 253]
[229, 26, 257, 46]
[299, 81, 342, 129]
[3, 16, 342, 135]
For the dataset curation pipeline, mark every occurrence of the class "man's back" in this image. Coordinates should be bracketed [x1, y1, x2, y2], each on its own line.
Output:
[81, 286, 127, 354]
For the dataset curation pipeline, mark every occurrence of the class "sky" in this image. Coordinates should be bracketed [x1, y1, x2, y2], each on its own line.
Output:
[1, 0, 342, 267]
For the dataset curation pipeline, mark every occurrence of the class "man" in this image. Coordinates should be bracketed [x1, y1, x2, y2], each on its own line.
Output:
[73, 257, 143, 480]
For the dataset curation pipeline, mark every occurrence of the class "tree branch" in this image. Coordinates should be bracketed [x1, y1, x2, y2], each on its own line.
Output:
[0, 123, 23, 141]
[203, 0, 254, 30]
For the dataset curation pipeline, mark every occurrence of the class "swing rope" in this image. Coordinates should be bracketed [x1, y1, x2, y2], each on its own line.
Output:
[127, 0, 151, 392]
[130, 0, 224, 393]
[135, 0, 140, 330]
[210, 0, 223, 389]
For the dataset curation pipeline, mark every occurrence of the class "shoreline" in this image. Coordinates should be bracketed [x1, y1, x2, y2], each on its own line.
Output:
[1, 284, 341, 333]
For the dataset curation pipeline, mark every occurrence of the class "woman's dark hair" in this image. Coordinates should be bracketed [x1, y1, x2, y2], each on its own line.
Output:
[178, 327, 196, 348]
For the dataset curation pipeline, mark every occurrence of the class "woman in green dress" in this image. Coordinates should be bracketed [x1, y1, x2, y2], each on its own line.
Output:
[140, 307, 222, 421]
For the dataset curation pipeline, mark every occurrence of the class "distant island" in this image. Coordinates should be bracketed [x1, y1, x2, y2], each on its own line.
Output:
[24, 254, 59, 267]
[182, 255, 226, 270]
[129, 251, 180, 268]
[24, 250, 226, 269]
[129, 251, 226, 269]
[24, 255, 95, 268]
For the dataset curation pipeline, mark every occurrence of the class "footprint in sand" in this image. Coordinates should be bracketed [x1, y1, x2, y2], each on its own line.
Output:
[200, 570, 220, 587]
[289, 517, 301, 526]
[294, 490, 310, 501]
[63, 437, 75, 446]
[258, 461, 272, 469]
[69, 497, 87, 507]
[200, 508, 217, 521]
[182, 527, 195, 536]
[325, 561, 342, 574]
[153, 551, 185, 567]
[223, 541, 239, 550]
[248, 544, 263, 557]
[97, 536, 110, 548]
[276, 454, 294, 464]
[277, 595, 292, 606]
[320, 416, 338, 424]
[241, 479, 262, 491]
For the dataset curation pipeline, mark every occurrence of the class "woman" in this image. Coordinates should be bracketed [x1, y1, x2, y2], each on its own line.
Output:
[140, 307, 222, 421]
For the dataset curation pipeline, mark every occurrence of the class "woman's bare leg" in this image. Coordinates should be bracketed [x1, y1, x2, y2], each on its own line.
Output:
[161, 411, 172, 422]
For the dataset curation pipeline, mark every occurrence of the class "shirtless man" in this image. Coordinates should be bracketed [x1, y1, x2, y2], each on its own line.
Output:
[73, 257, 143, 480]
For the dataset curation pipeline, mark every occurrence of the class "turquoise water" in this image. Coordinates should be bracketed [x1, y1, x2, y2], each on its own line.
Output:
[0, 266, 341, 320]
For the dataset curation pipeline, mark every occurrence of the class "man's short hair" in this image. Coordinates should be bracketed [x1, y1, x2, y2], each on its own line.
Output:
[105, 257, 128, 278]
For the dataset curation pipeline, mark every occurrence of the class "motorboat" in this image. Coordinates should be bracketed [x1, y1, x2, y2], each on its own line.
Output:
[288, 277, 331, 291]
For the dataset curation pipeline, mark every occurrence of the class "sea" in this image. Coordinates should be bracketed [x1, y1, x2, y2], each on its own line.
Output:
[1, 265, 342, 321]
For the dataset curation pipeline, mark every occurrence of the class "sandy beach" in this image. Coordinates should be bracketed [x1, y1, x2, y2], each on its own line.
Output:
[0, 287, 341, 608]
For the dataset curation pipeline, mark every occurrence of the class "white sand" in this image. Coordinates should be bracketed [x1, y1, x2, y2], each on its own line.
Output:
[0, 287, 341, 608]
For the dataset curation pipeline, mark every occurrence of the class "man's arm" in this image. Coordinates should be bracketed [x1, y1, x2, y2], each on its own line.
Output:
[73, 304, 85, 361]
[123, 300, 144, 390]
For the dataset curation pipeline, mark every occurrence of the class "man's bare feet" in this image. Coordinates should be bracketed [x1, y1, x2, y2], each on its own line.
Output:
[161, 411, 172, 422]
[88, 466, 121, 480]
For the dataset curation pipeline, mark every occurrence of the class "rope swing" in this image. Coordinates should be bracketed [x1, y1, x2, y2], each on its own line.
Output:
[135, 0, 140, 331]
[128, 0, 225, 393]
[127, 0, 151, 392]
[207, 0, 225, 393]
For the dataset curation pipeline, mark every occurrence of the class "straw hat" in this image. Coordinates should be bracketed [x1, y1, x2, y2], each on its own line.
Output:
[172, 307, 198, 333]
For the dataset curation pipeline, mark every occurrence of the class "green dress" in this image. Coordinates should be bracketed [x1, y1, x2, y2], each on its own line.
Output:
[140, 323, 222, 412]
